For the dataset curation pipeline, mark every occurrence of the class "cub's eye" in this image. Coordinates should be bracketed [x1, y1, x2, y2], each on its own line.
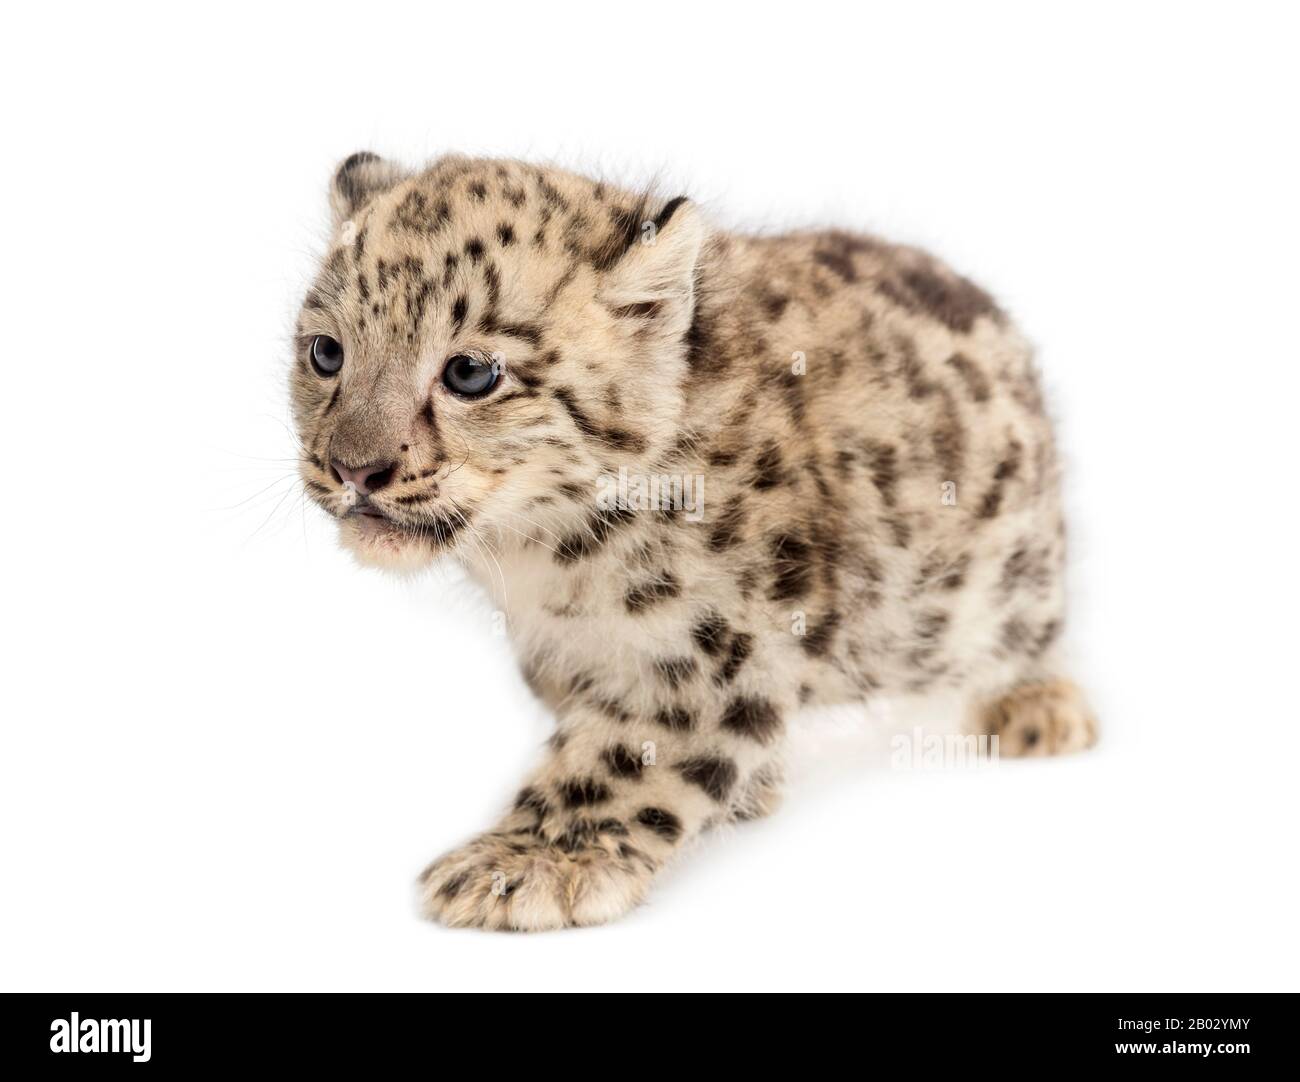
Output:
[309, 335, 344, 377]
[442, 354, 500, 397]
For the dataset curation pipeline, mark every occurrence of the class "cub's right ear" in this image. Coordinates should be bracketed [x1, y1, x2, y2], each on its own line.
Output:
[329, 152, 410, 230]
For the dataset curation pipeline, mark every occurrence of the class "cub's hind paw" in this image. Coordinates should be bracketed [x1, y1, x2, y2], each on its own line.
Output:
[981, 678, 1098, 758]
[419, 829, 656, 932]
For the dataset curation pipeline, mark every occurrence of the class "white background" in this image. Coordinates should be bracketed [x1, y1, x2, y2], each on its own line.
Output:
[2, 2, 1297, 992]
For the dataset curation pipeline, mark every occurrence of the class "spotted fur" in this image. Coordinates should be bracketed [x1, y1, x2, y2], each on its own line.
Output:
[291, 153, 1096, 931]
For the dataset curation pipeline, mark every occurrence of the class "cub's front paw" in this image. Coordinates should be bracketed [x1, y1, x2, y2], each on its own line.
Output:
[418, 828, 656, 931]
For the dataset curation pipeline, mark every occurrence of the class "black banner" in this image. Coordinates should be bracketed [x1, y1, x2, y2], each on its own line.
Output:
[0, 994, 1291, 1069]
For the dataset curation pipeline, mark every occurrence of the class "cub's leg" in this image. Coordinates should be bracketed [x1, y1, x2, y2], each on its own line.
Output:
[971, 676, 1098, 758]
[419, 700, 785, 931]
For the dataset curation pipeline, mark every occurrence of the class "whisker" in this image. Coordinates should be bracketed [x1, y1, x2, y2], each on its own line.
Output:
[244, 478, 306, 544]
[492, 516, 562, 557]
[211, 473, 300, 512]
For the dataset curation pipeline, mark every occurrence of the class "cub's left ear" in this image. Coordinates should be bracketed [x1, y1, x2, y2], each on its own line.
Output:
[329, 151, 411, 230]
[600, 197, 706, 336]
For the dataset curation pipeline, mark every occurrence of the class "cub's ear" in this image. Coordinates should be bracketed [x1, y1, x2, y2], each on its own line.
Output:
[599, 197, 706, 337]
[329, 152, 411, 230]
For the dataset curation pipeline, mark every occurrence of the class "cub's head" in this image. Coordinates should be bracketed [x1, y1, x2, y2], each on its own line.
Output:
[291, 153, 705, 572]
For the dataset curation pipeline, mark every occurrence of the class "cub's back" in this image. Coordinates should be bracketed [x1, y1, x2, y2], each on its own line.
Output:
[682, 227, 1065, 697]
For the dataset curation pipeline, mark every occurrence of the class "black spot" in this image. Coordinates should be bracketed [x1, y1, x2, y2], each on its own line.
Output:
[654, 707, 695, 732]
[719, 697, 782, 744]
[1000, 546, 1033, 595]
[511, 366, 546, 390]
[555, 480, 588, 500]
[496, 222, 515, 246]
[451, 294, 468, 332]
[709, 497, 747, 552]
[898, 337, 937, 400]
[618, 842, 651, 865]
[635, 806, 683, 842]
[995, 449, 1022, 480]
[769, 533, 814, 602]
[800, 611, 841, 657]
[681, 292, 716, 365]
[979, 489, 1004, 519]
[864, 441, 898, 508]
[677, 757, 738, 802]
[707, 447, 738, 468]
[552, 386, 646, 453]
[554, 507, 636, 564]
[1032, 619, 1061, 658]
[777, 368, 806, 422]
[514, 786, 550, 819]
[691, 613, 730, 656]
[603, 745, 644, 779]
[554, 821, 598, 853]
[814, 247, 857, 283]
[931, 390, 966, 478]
[977, 440, 1024, 520]
[591, 696, 631, 723]
[714, 632, 753, 685]
[752, 443, 785, 490]
[590, 196, 650, 271]
[625, 573, 682, 613]
[560, 778, 612, 808]
[899, 267, 1002, 333]
[479, 314, 543, 345]
[437, 869, 470, 898]
[465, 237, 485, 263]
[931, 553, 971, 592]
[761, 290, 790, 320]
[393, 189, 451, 234]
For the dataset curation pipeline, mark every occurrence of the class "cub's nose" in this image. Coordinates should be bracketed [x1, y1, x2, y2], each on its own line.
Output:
[331, 459, 396, 495]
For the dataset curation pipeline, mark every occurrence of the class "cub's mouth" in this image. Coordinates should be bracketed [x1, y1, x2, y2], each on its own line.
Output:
[301, 470, 471, 564]
[341, 499, 467, 550]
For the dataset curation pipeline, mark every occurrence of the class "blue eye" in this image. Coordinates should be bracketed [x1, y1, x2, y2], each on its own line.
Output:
[442, 354, 500, 397]
[310, 335, 344, 376]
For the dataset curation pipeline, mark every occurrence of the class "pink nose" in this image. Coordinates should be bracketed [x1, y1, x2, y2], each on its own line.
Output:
[331, 459, 395, 495]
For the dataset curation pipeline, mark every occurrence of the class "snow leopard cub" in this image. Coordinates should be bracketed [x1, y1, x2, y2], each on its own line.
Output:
[290, 152, 1095, 931]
